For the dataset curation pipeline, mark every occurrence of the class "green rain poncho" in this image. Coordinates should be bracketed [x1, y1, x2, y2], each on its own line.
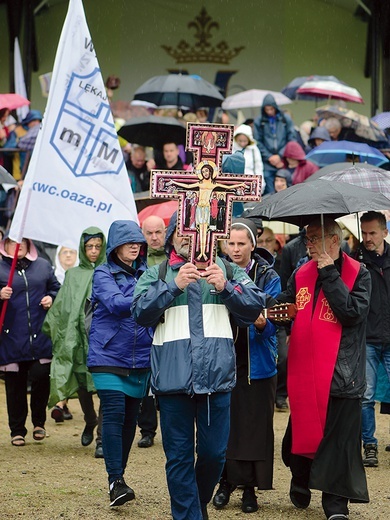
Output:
[43, 227, 106, 407]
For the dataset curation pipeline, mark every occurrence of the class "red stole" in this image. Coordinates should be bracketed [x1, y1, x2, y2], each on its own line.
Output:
[288, 253, 360, 458]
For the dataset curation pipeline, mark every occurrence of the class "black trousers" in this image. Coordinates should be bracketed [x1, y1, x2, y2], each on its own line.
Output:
[289, 453, 349, 518]
[77, 386, 102, 444]
[276, 327, 288, 400]
[138, 395, 157, 437]
[4, 360, 50, 438]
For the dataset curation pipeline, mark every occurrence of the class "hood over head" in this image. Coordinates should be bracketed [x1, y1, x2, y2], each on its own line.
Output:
[261, 93, 280, 116]
[165, 210, 178, 257]
[274, 168, 292, 186]
[283, 141, 306, 161]
[233, 124, 255, 146]
[106, 220, 146, 262]
[308, 126, 331, 146]
[79, 226, 106, 268]
[0, 237, 38, 261]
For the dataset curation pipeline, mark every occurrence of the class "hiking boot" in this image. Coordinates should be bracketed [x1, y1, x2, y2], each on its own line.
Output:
[363, 443, 378, 467]
[275, 398, 289, 412]
[109, 478, 135, 507]
[212, 479, 234, 509]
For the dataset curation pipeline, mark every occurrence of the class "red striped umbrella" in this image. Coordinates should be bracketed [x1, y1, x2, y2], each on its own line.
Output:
[297, 80, 363, 104]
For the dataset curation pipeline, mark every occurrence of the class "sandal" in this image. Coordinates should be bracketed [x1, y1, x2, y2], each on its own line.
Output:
[33, 427, 46, 441]
[11, 435, 26, 447]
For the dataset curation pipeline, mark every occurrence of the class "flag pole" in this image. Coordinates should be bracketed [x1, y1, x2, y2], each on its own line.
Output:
[0, 188, 32, 331]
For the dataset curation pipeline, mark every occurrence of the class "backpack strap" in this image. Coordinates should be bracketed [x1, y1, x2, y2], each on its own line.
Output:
[158, 258, 169, 280]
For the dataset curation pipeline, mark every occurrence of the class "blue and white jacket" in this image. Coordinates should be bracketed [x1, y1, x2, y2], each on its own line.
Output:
[131, 214, 266, 395]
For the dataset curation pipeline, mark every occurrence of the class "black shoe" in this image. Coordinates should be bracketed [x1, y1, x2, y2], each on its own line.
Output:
[275, 398, 289, 412]
[289, 481, 311, 509]
[363, 443, 378, 467]
[51, 406, 64, 423]
[81, 422, 97, 446]
[62, 404, 73, 420]
[241, 487, 258, 513]
[386, 444, 390, 452]
[212, 480, 232, 509]
[201, 504, 209, 520]
[327, 515, 349, 520]
[137, 435, 154, 448]
[109, 478, 135, 507]
[94, 444, 104, 458]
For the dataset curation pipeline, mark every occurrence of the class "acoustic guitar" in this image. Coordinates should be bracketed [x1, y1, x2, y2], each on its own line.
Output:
[263, 302, 297, 324]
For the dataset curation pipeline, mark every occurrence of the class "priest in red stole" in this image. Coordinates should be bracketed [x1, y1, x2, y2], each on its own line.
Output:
[277, 217, 371, 520]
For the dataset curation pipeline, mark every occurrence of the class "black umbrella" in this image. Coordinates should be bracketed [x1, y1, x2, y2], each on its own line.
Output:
[133, 74, 224, 110]
[118, 116, 186, 148]
[246, 178, 390, 226]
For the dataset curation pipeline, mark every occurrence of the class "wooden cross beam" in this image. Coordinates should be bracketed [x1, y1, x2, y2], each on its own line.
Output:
[150, 122, 261, 269]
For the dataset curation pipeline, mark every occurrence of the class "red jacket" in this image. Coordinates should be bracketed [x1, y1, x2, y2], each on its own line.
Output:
[283, 141, 319, 184]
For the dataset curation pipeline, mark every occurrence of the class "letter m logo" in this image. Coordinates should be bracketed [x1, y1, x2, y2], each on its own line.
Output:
[50, 69, 124, 177]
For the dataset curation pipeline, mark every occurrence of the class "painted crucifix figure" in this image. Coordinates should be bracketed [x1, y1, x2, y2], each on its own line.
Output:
[150, 122, 261, 269]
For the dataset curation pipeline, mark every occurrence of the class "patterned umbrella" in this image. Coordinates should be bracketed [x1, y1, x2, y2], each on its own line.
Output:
[316, 105, 387, 143]
[371, 112, 390, 131]
[307, 164, 390, 200]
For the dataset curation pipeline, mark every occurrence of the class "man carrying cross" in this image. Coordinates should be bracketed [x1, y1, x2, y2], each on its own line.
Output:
[132, 210, 266, 520]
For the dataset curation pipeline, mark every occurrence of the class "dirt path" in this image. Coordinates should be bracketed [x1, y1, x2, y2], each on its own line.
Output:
[0, 381, 389, 519]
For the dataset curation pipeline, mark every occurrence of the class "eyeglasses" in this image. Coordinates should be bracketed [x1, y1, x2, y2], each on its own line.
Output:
[123, 243, 141, 249]
[303, 234, 335, 245]
[85, 244, 102, 251]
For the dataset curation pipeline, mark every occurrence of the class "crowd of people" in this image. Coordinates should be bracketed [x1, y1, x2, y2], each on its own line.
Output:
[0, 95, 389, 520]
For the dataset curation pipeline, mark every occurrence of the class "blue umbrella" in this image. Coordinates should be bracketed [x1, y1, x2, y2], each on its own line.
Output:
[281, 75, 345, 101]
[306, 141, 388, 167]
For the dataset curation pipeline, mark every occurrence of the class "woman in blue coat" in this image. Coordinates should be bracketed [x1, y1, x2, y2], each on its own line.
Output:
[87, 220, 152, 508]
[0, 237, 60, 446]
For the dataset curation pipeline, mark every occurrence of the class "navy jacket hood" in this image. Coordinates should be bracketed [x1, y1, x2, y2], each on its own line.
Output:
[106, 220, 146, 261]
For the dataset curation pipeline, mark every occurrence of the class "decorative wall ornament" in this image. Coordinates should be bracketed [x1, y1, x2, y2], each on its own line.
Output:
[161, 7, 245, 65]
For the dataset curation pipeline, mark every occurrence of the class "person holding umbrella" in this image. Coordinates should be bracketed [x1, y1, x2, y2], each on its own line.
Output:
[278, 217, 371, 520]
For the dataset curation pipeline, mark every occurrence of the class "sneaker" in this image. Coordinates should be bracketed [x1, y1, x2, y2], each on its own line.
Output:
[109, 478, 135, 507]
[363, 444, 378, 467]
[137, 434, 154, 448]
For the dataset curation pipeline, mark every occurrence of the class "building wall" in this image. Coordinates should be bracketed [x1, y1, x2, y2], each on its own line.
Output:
[0, 0, 370, 125]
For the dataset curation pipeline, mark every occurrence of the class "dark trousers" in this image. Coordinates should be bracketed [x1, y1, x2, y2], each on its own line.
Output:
[97, 389, 141, 485]
[276, 327, 288, 400]
[4, 360, 50, 437]
[158, 392, 231, 520]
[77, 386, 102, 443]
[138, 395, 158, 437]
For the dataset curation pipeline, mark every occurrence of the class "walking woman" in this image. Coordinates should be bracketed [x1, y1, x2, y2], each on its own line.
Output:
[87, 220, 152, 507]
[212, 218, 281, 512]
[0, 237, 60, 446]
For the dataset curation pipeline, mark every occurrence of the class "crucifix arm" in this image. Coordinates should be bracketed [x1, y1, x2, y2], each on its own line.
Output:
[214, 182, 247, 190]
[167, 180, 199, 189]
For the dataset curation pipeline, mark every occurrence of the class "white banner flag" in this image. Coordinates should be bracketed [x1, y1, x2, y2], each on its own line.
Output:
[14, 37, 29, 121]
[10, 0, 138, 248]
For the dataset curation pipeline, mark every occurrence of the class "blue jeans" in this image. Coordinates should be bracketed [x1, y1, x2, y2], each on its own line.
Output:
[361, 343, 390, 445]
[158, 392, 231, 520]
[97, 389, 141, 484]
